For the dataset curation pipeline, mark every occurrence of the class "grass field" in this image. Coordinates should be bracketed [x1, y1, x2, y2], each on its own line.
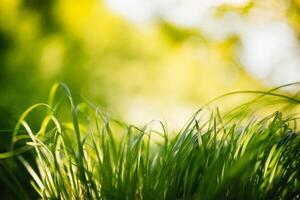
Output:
[1, 83, 300, 199]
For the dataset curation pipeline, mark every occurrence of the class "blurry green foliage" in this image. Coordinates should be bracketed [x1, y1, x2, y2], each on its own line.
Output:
[0, 0, 263, 130]
[0, 0, 299, 198]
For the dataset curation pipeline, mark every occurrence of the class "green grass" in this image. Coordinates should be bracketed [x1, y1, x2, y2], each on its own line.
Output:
[1, 82, 300, 199]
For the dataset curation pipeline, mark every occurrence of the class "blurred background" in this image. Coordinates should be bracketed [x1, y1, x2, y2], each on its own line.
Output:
[0, 0, 300, 198]
[0, 0, 300, 130]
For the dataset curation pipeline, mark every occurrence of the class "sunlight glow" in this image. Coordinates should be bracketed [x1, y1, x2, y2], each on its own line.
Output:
[105, 0, 300, 85]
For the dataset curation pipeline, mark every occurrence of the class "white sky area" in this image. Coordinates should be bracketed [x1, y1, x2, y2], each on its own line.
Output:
[105, 0, 248, 25]
[105, 0, 300, 129]
[105, 0, 300, 86]
[240, 22, 300, 85]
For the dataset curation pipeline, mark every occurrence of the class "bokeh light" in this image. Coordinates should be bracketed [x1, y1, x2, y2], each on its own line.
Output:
[0, 0, 299, 129]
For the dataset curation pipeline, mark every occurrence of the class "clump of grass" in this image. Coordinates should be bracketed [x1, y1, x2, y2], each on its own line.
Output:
[1, 83, 300, 199]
